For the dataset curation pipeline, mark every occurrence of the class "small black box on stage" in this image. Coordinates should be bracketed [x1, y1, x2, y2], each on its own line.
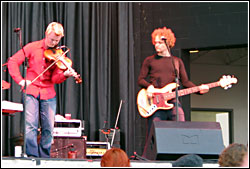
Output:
[99, 129, 120, 148]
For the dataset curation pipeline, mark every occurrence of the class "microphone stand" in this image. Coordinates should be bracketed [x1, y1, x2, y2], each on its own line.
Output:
[163, 39, 179, 121]
[15, 29, 28, 157]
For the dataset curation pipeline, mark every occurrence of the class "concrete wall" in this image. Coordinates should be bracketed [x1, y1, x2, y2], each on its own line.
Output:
[190, 63, 248, 144]
[135, 2, 248, 58]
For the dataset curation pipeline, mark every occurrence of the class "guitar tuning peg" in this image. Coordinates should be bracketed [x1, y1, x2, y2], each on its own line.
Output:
[224, 86, 228, 90]
[228, 85, 232, 88]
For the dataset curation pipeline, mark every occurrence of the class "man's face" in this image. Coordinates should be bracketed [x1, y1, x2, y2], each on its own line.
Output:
[45, 32, 62, 48]
[154, 35, 167, 53]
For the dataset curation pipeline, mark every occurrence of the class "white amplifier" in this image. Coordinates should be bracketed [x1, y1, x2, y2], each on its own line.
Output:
[53, 119, 84, 137]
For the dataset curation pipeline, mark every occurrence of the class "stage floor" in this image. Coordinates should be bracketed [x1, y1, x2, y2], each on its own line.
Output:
[1, 157, 219, 168]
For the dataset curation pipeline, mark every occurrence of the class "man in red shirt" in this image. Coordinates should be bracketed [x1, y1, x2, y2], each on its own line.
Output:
[8, 22, 77, 158]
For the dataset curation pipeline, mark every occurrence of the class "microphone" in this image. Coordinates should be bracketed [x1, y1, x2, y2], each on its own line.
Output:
[161, 36, 167, 40]
[14, 28, 21, 33]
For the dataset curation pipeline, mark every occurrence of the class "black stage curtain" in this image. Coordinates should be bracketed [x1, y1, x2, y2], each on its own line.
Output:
[2, 2, 144, 157]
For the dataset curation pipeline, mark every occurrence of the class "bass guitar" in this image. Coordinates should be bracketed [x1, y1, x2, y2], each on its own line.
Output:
[137, 75, 237, 118]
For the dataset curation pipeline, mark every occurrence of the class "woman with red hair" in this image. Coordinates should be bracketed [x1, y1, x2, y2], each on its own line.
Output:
[138, 27, 209, 136]
[100, 148, 131, 167]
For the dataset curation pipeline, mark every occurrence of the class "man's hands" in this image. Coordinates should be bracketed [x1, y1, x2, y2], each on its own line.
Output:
[64, 68, 77, 77]
[19, 80, 32, 87]
[146, 84, 209, 97]
[18, 69, 78, 88]
[146, 85, 155, 98]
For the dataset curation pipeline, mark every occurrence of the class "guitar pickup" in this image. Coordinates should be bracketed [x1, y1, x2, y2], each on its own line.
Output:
[156, 95, 159, 104]
[147, 97, 151, 105]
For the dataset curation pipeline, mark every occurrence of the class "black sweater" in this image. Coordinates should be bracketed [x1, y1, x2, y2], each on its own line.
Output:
[138, 54, 196, 89]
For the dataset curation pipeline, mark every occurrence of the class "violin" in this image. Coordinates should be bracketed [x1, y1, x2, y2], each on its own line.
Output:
[44, 48, 82, 84]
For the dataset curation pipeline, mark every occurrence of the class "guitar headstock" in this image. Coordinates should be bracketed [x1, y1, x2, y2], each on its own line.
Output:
[219, 75, 238, 90]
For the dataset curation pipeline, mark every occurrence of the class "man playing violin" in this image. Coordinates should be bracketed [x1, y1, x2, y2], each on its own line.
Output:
[8, 22, 77, 158]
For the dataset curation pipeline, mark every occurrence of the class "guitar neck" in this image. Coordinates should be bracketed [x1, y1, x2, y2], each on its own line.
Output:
[165, 81, 220, 99]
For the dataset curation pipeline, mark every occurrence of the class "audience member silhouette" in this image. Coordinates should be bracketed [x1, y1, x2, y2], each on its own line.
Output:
[100, 148, 131, 167]
[172, 154, 203, 167]
[218, 143, 247, 167]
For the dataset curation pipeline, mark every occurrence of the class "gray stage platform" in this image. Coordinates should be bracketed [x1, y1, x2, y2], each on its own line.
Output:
[1, 157, 219, 168]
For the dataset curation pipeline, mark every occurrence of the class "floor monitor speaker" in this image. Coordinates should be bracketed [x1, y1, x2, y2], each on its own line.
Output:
[143, 121, 225, 160]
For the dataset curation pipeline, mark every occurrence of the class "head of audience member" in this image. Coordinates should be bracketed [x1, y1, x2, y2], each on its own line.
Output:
[240, 151, 248, 167]
[100, 147, 131, 167]
[218, 143, 248, 167]
[172, 154, 203, 167]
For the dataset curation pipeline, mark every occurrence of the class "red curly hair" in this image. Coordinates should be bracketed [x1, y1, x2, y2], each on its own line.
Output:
[151, 27, 176, 48]
[100, 148, 131, 167]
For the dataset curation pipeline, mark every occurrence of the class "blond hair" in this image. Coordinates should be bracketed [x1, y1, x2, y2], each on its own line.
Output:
[45, 22, 64, 37]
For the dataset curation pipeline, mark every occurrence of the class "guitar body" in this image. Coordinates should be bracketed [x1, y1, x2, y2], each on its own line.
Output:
[137, 83, 179, 118]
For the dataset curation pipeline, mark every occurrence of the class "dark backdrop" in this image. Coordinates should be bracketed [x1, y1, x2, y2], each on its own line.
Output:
[2, 2, 137, 157]
[2, 2, 248, 157]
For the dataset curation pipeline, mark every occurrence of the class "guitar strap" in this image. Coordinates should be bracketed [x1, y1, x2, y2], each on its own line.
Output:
[173, 56, 180, 79]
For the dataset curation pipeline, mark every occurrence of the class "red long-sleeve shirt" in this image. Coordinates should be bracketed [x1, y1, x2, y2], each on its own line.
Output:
[138, 54, 196, 89]
[8, 39, 67, 100]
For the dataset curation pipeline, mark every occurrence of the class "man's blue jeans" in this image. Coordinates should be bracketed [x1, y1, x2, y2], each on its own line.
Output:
[23, 94, 56, 157]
